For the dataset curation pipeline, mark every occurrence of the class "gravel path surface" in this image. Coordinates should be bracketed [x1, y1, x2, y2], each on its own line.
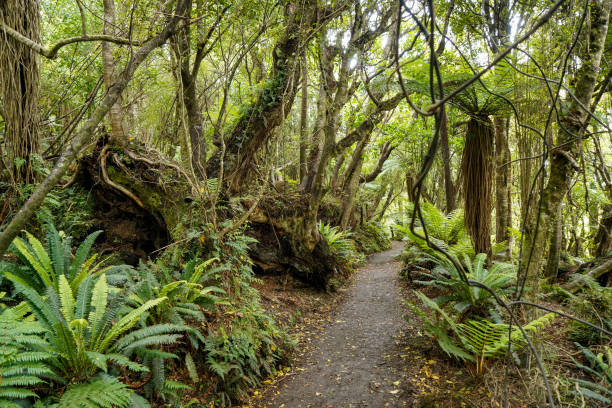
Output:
[258, 241, 413, 408]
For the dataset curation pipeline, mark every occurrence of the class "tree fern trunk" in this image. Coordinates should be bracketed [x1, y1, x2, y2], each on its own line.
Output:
[0, 0, 40, 184]
[462, 116, 494, 257]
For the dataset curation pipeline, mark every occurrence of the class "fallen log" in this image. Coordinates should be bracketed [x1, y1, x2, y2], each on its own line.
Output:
[563, 257, 612, 293]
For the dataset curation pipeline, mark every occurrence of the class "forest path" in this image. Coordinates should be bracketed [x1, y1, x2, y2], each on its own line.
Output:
[257, 241, 413, 407]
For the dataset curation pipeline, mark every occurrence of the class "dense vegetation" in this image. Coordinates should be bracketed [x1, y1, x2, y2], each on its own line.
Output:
[0, 0, 610, 406]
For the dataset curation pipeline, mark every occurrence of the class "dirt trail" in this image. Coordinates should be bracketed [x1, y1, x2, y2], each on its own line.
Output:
[258, 241, 413, 407]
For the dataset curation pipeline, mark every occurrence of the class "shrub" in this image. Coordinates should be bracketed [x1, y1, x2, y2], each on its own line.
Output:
[353, 222, 391, 254]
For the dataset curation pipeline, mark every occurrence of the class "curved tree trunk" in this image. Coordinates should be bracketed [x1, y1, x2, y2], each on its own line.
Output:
[206, 0, 326, 191]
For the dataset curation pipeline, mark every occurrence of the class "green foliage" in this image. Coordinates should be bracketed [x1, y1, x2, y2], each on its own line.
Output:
[57, 376, 133, 408]
[0, 308, 53, 407]
[2, 225, 126, 295]
[396, 203, 474, 260]
[198, 231, 291, 406]
[407, 291, 555, 373]
[318, 222, 363, 267]
[123, 258, 226, 399]
[36, 187, 95, 240]
[561, 278, 612, 346]
[569, 343, 612, 405]
[353, 222, 391, 255]
[4, 272, 182, 385]
[418, 253, 516, 317]
[125, 258, 224, 334]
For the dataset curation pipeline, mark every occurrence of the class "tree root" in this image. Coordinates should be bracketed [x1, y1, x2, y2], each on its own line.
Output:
[99, 145, 145, 209]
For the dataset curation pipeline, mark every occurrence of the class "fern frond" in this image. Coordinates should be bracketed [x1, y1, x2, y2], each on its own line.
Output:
[58, 378, 132, 408]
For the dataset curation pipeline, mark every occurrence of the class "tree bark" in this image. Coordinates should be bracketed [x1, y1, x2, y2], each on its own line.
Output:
[174, 4, 207, 179]
[360, 142, 395, 184]
[440, 109, 455, 212]
[544, 203, 563, 279]
[339, 138, 368, 229]
[299, 52, 308, 182]
[206, 0, 329, 191]
[494, 116, 511, 244]
[595, 205, 612, 257]
[101, 0, 126, 145]
[0, 0, 40, 184]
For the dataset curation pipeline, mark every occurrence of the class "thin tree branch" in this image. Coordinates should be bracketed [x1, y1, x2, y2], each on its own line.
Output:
[0, 20, 142, 59]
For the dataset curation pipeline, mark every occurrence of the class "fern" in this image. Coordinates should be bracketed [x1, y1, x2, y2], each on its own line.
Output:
[407, 290, 555, 372]
[0, 308, 53, 407]
[414, 253, 516, 318]
[569, 343, 612, 404]
[58, 377, 134, 408]
[2, 225, 127, 296]
[318, 222, 359, 265]
[4, 273, 183, 387]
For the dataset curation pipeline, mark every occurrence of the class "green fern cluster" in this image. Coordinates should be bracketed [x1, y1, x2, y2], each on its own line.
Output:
[318, 222, 361, 266]
[123, 258, 226, 398]
[0, 227, 191, 408]
[4, 225, 126, 295]
[416, 253, 516, 317]
[0, 308, 52, 407]
[396, 202, 474, 260]
[407, 290, 555, 373]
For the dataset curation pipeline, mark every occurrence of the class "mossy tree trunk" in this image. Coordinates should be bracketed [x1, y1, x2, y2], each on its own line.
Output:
[101, 0, 126, 146]
[494, 116, 511, 247]
[206, 0, 329, 191]
[520, 0, 612, 285]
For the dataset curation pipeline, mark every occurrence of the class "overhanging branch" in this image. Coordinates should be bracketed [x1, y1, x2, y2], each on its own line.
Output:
[0, 21, 141, 59]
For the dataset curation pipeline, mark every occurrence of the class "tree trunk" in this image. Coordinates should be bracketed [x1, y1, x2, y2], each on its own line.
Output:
[440, 109, 455, 212]
[0, 0, 40, 184]
[339, 138, 368, 229]
[520, 0, 612, 285]
[299, 52, 308, 182]
[494, 116, 511, 244]
[376, 186, 395, 222]
[101, 0, 125, 145]
[462, 116, 494, 257]
[206, 0, 323, 191]
[595, 205, 612, 257]
[175, 5, 207, 179]
[544, 203, 563, 279]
